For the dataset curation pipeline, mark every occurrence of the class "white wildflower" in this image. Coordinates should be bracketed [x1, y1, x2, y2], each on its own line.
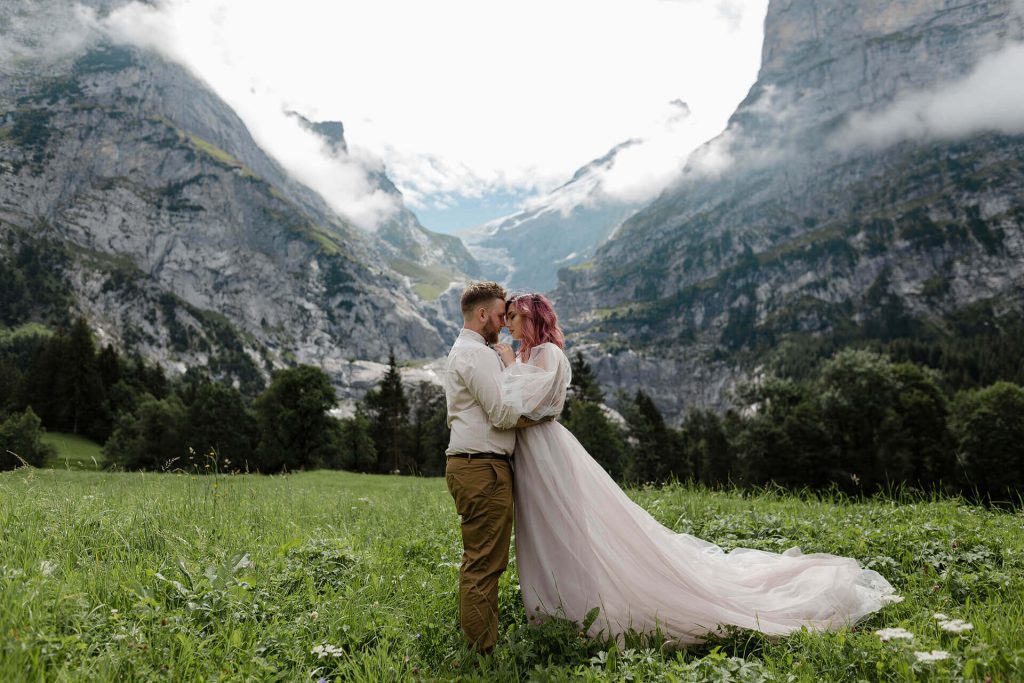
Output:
[932, 613, 949, 621]
[914, 650, 951, 662]
[110, 608, 119, 616]
[311, 643, 344, 658]
[938, 619, 973, 634]
[875, 627, 914, 642]
[40, 560, 56, 577]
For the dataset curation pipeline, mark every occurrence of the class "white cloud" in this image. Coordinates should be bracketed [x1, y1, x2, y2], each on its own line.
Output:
[832, 42, 1024, 150]
[594, 99, 726, 204]
[0, 1, 97, 65]
[95, 0, 401, 230]
[94, 0, 766, 227]
[6, 0, 768, 230]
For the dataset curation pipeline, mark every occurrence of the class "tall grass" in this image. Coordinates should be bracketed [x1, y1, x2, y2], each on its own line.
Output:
[1, 468, 1021, 681]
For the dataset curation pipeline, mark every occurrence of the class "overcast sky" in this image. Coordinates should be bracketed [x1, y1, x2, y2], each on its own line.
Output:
[96, 0, 769, 232]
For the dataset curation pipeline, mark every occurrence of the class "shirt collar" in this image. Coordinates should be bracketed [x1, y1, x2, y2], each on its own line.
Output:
[458, 328, 487, 346]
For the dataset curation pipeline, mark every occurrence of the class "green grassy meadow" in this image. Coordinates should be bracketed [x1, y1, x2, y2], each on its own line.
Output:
[41, 433, 105, 471]
[1, 468, 1022, 682]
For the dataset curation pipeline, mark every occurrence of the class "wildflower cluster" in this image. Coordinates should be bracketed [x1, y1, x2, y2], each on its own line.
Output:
[311, 644, 344, 659]
[929, 612, 974, 633]
[875, 627, 914, 642]
[914, 650, 950, 662]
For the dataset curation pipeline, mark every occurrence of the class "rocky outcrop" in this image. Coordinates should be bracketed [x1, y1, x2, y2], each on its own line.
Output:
[0, 38, 462, 393]
[556, 0, 1024, 420]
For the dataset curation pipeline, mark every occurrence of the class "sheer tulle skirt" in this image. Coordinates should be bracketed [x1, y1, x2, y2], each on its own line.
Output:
[513, 422, 897, 645]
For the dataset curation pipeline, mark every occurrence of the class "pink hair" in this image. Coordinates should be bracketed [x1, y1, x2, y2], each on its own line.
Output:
[507, 293, 565, 360]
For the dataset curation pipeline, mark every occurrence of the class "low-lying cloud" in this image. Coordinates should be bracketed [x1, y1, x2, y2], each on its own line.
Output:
[95, 1, 400, 231]
[523, 95, 750, 218]
[4, 0, 770, 233]
[0, 0, 96, 67]
[832, 42, 1024, 150]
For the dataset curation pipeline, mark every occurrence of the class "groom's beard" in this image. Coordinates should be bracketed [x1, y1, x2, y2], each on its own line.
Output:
[481, 320, 500, 345]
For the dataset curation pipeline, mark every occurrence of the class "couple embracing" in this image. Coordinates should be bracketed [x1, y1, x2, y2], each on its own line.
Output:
[443, 281, 898, 654]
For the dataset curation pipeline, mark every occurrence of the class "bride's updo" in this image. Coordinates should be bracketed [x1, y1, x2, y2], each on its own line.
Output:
[506, 293, 565, 360]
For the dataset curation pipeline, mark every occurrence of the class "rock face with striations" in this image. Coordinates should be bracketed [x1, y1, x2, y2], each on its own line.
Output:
[0, 11, 472, 396]
[556, 0, 1024, 421]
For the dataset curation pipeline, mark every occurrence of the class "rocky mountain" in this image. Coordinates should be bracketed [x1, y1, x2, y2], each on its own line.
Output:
[292, 112, 480, 298]
[556, 0, 1024, 421]
[0, 24, 471, 398]
[461, 141, 642, 292]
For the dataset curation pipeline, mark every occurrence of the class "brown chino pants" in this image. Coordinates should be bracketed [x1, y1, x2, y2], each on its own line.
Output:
[445, 457, 514, 654]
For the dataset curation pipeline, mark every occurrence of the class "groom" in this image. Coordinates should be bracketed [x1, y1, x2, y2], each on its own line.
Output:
[443, 281, 538, 654]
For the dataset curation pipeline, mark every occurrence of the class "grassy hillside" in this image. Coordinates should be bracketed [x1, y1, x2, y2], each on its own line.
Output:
[41, 432, 105, 470]
[0, 469, 1021, 681]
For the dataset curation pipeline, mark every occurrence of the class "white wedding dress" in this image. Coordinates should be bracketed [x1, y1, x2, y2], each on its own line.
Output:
[501, 343, 898, 645]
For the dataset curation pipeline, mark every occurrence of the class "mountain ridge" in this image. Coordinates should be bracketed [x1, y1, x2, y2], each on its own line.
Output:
[0, 31, 471, 399]
[554, 0, 1024, 421]
[461, 139, 643, 291]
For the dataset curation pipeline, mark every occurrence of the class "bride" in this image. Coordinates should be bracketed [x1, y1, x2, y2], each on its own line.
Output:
[492, 292, 898, 645]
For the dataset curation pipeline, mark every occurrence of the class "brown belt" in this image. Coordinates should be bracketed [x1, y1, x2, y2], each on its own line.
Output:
[446, 452, 512, 461]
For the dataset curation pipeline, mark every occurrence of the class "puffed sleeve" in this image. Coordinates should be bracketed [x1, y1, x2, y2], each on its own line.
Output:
[500, 344, 572, 420]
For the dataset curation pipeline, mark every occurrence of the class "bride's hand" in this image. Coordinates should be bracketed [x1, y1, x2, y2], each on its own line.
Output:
[493, 343, 515, 367]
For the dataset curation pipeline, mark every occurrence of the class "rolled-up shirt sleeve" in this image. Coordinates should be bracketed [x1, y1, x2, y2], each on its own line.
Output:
[458, 347, 521, 430]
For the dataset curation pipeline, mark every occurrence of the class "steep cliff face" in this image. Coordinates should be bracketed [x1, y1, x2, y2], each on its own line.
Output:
[294, 113, 481, 296]
[556, 0, 1024, 420]
[0, 39, 461, 394]
[462, 141, 642, 292]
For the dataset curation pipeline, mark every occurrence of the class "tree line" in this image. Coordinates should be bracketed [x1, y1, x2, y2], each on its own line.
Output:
[3, 319, 1023, 504]
[561, 349, 1024, 504]
[0, 320, 448, 474]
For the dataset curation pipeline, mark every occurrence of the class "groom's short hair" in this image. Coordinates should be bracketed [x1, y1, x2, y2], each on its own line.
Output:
[461, 281, 507, 316]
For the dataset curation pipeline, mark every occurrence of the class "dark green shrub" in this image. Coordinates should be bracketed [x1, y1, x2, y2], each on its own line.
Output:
[0, 407, 56, 470]
[952, 382, 1024, 502]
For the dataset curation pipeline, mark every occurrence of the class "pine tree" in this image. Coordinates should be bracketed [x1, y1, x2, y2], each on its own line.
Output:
[97, 344, 122, 391]
[621, 390, 675, 484]
[21, 332, 66, 429]
[408, 381, 449, 476]
[335, 413, 377, 472]
[61, 318, 106, 438]
[362, 349, 411, 474]
[679, 408, 733, 487]
[562, 351, 604, 419]
[562, 398, 625, 478]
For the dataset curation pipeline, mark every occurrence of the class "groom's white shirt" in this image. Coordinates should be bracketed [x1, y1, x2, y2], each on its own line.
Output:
[444, 328, 518, 456]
